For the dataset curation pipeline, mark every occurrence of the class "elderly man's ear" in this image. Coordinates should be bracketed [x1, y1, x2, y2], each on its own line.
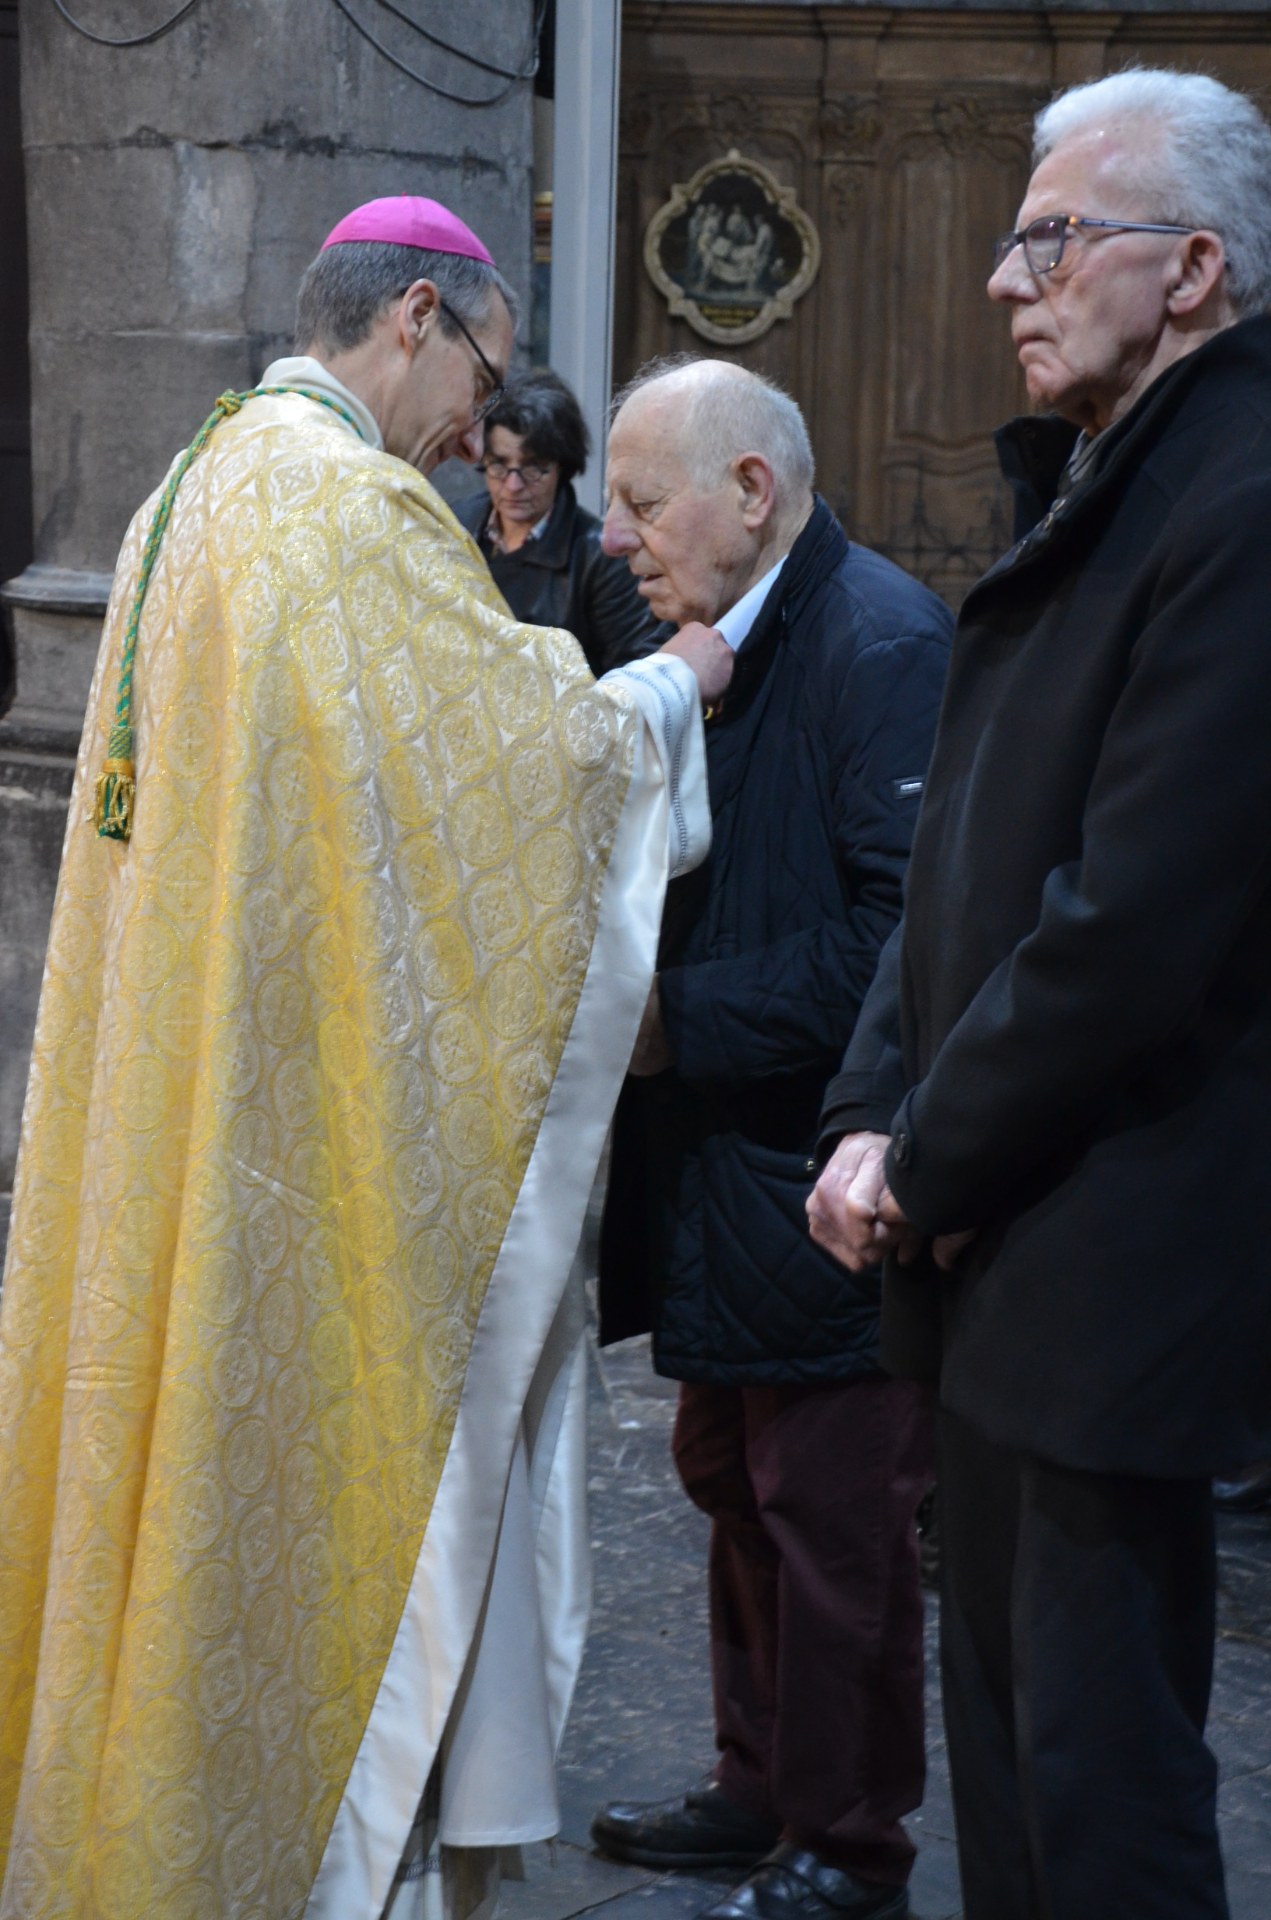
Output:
[733, 452, 778, 530]
[1167, 231, 1232, 321]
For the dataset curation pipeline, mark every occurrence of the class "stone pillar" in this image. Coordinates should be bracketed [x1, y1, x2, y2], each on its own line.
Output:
[0, 0, 537, 1222]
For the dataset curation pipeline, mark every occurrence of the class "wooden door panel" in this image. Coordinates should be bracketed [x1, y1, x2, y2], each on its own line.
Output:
[619, 6, 1271, 606]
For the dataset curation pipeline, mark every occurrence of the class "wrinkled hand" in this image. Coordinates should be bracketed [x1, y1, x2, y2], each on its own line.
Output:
[629, 977, 673, 1077]
[807, 1131, 922, 1271]
[808, 1133, 980, 1273]
[658, 622, 734, 708]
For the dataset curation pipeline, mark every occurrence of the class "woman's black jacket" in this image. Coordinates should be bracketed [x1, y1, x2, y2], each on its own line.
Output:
[454, 481, 661, 673]
[599, 498, 952, 1384]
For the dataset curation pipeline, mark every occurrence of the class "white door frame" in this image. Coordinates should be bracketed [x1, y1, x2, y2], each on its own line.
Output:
[549, 0, 622, 516]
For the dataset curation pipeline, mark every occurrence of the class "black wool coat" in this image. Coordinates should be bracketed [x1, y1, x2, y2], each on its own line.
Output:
[819, 316, 1271, 1477]
[454, 481, 662, 674]
[599, 498, 952, 1384]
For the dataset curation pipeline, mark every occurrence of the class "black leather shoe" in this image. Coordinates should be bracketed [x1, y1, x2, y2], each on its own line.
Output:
[1214, 1462, 1271, 1512]
[698, 1844, 908, 1920]
[591, 1777, 782, 1868]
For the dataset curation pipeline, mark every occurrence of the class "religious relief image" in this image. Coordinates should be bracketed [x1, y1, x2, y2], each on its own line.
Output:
[644, 150, 821, 345]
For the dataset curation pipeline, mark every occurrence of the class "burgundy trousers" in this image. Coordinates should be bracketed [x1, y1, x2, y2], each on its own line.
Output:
[672, 1376, 933, 1887]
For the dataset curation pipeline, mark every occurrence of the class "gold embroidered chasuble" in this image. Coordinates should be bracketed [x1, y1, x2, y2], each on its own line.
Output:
[0, 391, 706, 1919]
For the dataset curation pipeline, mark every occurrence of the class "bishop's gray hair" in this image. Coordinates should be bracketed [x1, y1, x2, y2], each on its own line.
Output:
[613, 354, 815, 499]
[1034, 68, 1271, 317]
[294, 241, 519, 354]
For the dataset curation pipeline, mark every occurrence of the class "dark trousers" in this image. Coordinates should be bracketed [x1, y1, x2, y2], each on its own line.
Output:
[673, 1377, 933, 1886]
[938, 1407, 1229, 1920]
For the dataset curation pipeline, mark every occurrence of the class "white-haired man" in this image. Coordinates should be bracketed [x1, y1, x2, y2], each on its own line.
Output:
[809, 69, 1271, 1920]
[591, 360, 952, 1920]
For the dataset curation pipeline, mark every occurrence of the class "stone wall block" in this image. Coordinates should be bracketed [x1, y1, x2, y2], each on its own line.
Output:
[27, 141, 258, 338]
[242, 149, 527, 343]
[173, 143, 257, 330]
[25, 145, 182, 333]
[28, 329, 258, 572]
[323, 67, 529, 171]
[5, 603, 102, 736]
[22, 0, 535, 150]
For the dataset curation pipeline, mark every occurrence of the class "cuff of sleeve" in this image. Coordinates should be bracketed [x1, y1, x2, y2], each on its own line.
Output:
[883, 1089, 977, 1238]
[601, 653, 711, 880]
[815, 1070, 898, 1164]
[882, 1089, 929, 1226]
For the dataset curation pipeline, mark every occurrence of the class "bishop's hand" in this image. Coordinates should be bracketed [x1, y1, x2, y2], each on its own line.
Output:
[658, 622, 734, 707]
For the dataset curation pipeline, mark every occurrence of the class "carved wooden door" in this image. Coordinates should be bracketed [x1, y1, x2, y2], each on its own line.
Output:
[617, 4, 1271, 607]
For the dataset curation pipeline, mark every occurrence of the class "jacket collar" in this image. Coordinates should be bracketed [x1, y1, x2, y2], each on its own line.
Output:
[776, 493, 850, 618]
[994, 415, 1082, 535]
[717, 495, 847, 713]
[977, 314, 1271, 597]
[740, 494, 846, 646]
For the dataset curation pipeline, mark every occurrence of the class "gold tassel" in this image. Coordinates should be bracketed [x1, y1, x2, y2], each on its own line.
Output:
[94, 756, 136, 841]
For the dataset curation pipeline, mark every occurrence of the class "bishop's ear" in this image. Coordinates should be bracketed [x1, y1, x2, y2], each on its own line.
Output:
[399, 279, 442, 350]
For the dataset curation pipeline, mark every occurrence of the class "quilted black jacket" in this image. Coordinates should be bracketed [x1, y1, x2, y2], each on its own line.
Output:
[453, 481, 662, 674]
[598, 497, 952, 1383]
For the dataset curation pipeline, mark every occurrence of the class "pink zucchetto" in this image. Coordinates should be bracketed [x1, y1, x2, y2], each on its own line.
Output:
[320, 195, 495, 265]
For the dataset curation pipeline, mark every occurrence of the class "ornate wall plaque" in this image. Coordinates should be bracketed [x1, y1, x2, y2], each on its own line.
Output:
[642, 149, 821, 346]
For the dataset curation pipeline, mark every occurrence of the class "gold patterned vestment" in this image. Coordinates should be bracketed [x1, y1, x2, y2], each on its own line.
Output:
[0, 388, 709, 1920]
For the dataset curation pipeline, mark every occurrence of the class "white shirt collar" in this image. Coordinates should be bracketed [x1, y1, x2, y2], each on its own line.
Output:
[260, 355, 383, 451]
[713, 555, 788, 652]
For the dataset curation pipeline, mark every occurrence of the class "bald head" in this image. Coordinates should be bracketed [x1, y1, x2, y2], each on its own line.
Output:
[614, 358, 815, 502]
[602, 358, 815, 628]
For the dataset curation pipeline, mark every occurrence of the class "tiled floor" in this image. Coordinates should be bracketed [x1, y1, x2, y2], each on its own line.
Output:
[499, 1333, 1271, 1920]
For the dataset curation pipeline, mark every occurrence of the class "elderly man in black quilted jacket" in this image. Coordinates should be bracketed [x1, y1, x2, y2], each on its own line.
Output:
[592, 358, 952, 1920]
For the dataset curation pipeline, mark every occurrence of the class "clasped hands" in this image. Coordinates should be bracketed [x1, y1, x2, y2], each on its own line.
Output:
[806, 1131, 974, 1273]
[631, 1025, 977, 1270]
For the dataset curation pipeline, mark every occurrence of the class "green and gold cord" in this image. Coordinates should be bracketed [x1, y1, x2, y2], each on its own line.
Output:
[94, 383, 363, 841]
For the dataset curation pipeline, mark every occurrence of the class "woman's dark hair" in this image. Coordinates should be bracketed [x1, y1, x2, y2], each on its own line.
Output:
[484, 368, 591, 484]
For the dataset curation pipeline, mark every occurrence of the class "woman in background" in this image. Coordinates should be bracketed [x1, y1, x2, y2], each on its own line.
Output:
[456, 368, 662, 673]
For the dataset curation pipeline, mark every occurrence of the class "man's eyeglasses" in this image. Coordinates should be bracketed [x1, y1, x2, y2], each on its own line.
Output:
[438, 297, 505, 422]
[992, 213, 1199, 277]
[480, 458, 555, 486]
